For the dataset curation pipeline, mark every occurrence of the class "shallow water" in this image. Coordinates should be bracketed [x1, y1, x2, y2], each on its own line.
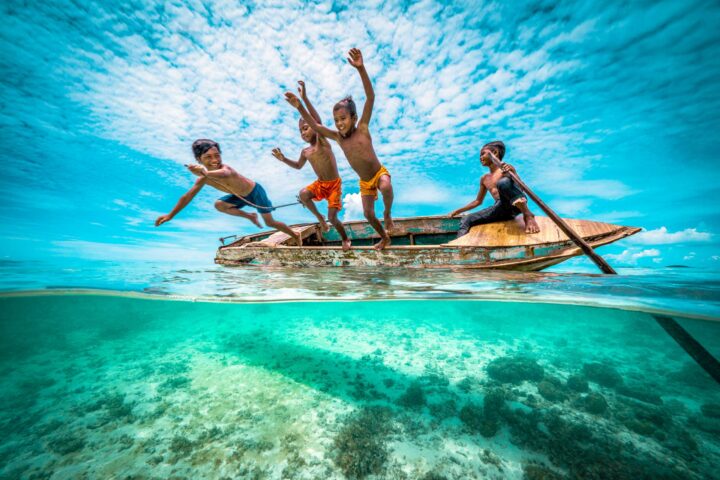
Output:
[1, 293, 718, 479]
[2, 259, 719, 318]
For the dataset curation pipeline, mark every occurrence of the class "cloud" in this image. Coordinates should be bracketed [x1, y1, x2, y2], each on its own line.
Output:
[631, 226, 713, 245]
[342, 193, 364, 221]
[605, 248, 661, 265]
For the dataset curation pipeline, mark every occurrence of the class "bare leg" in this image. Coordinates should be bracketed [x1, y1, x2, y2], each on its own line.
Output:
[215, 200, 262, 228]
[328, 208, 351, 251]
[299, 188, 329, 232]
[513, 199, 540, 234]
[362, 195, 391, 250]
[261, 213, 302, 246]
[377, 175, 395, 232]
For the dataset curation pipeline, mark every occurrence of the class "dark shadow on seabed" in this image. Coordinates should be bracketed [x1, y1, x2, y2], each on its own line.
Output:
[219, 314, 719, 479]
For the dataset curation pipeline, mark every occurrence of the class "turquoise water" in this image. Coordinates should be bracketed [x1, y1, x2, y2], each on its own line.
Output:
[1, 292, 718, 479]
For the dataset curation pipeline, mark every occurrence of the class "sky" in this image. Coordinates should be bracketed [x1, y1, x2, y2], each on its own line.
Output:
[1, 0, 719, 268]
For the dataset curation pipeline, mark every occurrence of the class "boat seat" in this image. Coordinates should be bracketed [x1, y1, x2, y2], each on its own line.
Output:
[444, 216, 626, 247]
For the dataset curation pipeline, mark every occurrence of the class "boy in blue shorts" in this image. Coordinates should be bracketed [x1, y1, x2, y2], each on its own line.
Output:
[155, 139, 301, 245]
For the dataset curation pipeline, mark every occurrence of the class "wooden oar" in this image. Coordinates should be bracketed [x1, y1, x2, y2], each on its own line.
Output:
[487, 152, 617, 274]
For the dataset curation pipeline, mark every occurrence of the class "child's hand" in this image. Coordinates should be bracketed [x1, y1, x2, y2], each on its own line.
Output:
[501, 163, 515, 174]
[155, 214, 172, 226]
[297, 80, 306, 98]
[347, 48, 364, 68]
[448, 210, 459, 217]
[284, 92, 301, 108]
[272, 148, 284, 161]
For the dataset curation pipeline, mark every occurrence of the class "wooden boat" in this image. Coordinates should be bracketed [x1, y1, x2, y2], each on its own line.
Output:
[216, 216, 639, 270]
[215, 215, 640, 271]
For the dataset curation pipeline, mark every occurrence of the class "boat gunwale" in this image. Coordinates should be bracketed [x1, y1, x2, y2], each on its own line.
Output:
[220, 226, 641, 252]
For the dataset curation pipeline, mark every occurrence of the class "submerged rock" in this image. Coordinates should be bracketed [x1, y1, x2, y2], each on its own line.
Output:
[616, 384, 663, 405]
[537, 377, 568, 403]
[565, 375, 589, 393]
[487, 356, 544, 385]
[577, 393, 608, 415]
[582, 363, 623, 388]
[523, 462, 565, 480]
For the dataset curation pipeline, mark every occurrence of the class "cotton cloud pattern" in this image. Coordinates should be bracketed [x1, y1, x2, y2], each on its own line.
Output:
[1, 0, 719, 266]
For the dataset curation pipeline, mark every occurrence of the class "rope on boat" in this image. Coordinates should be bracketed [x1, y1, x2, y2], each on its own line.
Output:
[653, 315, 720, 385]
[218, 194, 305, 246]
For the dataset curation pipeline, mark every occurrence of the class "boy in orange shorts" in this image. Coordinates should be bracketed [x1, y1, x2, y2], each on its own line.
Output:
[285, 48, 394, 250]
[273, 81, 351, 250]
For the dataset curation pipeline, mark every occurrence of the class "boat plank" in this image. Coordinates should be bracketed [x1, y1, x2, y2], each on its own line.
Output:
[246, 224, 318, 247]
[445, 216, 625, 247]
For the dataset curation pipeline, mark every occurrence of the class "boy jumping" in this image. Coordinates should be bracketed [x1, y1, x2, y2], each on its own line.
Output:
[284, 48, 394, 250]
[450, 141, 540, 237]
[155, 139, 302, 246]
[273, 81, 351, 251]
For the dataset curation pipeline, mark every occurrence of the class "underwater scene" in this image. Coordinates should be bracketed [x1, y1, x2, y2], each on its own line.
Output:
[1, 290, 718, 479]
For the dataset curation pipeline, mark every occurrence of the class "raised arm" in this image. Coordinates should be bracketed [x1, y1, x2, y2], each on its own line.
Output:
[155, 177, 206, 226]
[449, 181, 487, 217]
[272, 147, 308, 170]
[298, 81, 322, 125]
[285, 92, 339, 141]
[347, 48, 374, 126]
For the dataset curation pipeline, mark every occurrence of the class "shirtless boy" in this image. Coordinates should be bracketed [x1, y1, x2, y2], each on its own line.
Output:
[284, 48, 394, 250]
[273, 81, 351, 251]
[450, 141, 540, 237]
[155, 139, 302, 246]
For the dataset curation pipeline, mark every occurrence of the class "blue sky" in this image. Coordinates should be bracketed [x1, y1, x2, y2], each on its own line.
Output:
[1, 0, 719, 268]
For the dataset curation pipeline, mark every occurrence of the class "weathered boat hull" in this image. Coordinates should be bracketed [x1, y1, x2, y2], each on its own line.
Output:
[215, 215, 640, 270]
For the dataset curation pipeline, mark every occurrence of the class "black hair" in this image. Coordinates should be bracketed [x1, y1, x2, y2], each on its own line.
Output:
[333, 96, 357, 118]
[192, 139, 221, 160]
[482, 140, 506, 160]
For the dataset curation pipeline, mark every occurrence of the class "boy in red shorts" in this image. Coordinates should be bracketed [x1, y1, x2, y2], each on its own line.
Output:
[273, 81, 351, 250]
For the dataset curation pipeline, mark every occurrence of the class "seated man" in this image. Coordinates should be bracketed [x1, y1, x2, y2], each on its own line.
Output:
[450, 140, 540, 237]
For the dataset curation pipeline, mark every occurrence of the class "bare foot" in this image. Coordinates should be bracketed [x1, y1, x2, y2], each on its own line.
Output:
[524, 214, 540, 234]
[248, 213, 262, 228]
[384, 214, 395, 233]
[342, 238, 352, 251]
[319, 219, 330, 233]
[374, 235, 391, 250]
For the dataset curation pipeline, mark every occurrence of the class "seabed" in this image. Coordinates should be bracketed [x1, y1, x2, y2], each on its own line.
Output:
[0, 294, 718, 479]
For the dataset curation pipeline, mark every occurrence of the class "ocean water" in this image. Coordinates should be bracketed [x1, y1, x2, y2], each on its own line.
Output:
[1, 283, 719, 479]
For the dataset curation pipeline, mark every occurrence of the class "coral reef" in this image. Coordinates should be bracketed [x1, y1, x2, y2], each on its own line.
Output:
[486, 356, 544, 384]
[333, 406, 394, 479]
[582, 362, 623, 388]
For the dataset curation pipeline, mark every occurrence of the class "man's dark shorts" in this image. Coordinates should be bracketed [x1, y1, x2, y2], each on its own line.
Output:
[219, 183, 273, 214]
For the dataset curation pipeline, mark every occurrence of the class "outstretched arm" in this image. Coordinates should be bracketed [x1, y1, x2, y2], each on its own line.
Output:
[285, 92, 339, 141]
[449, 182, 487, 217]
[272, 147, 308, 170]
[347, 48, 374, 126]
[155, 177, 206, 226]
[297, 81, 322, 124]
[187, 164, 233, 179]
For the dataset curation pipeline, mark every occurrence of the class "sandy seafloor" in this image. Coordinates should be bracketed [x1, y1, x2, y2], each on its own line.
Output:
[0, 293, 718, 480]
